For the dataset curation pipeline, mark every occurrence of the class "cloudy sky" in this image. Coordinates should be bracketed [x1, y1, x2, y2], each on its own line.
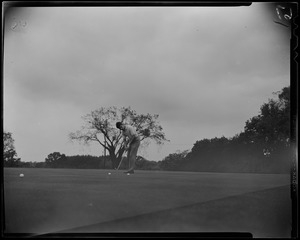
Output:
[4, 3, 290, 162]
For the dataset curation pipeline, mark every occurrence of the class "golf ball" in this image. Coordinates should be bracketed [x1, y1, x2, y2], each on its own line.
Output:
[127, 173, 130, 175]
[108, 172, 111, 175]
[19, 173, 24, 178]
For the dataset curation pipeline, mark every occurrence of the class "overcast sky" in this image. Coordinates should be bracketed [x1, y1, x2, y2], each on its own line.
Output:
[4, 3, 290, 162]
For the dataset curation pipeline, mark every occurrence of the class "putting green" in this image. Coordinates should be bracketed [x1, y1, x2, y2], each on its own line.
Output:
[3, 168, 291, 237]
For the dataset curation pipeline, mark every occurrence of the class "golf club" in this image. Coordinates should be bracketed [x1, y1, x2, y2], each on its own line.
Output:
[116, 150, 127, 171]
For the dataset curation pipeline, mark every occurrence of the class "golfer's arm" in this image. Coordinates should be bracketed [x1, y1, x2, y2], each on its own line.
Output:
[125, 135, 135, 147]
[123, 136, 130, 148]
[122, 132, 128, 146]
[127, 137, 133, 146]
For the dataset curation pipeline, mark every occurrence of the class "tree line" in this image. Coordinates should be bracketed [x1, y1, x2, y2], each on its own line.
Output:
[158, 86, 292, 173]
[4, 86, 293, 173]
[3, 150, 161, 171]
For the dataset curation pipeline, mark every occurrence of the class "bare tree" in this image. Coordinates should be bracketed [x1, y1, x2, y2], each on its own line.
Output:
[69, 106, 168, 168]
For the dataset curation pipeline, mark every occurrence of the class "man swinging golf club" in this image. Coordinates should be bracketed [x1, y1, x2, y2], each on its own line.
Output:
[116, 122, 140, 174]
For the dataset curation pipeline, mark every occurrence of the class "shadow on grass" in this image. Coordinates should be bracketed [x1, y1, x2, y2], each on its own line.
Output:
[54, 185, 291, 238]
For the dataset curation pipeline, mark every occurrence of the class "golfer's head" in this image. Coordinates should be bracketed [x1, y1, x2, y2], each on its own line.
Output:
[116, 122, 124, 130]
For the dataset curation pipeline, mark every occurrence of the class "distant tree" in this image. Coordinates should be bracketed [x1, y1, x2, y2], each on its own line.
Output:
[182, 86, 291, 173]
[159, 150, 189, 171]
[244, 86, 290, 155]
[45, 152, 66, 168]
[3, 131, 21, 167]
[186, 138, 214, 161]
[135, 156, 161, 170]
[69, 106, 168, 169]
[4, 132, 14, 152]
[64, 155, 109, 169]
[35, 162, 47, 168]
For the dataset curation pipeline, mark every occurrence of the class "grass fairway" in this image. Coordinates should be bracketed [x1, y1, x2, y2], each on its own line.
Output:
[3, 168, 291, 238]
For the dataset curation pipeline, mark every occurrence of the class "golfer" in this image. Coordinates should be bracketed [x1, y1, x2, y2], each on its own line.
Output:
[116, 122, 140, 174]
